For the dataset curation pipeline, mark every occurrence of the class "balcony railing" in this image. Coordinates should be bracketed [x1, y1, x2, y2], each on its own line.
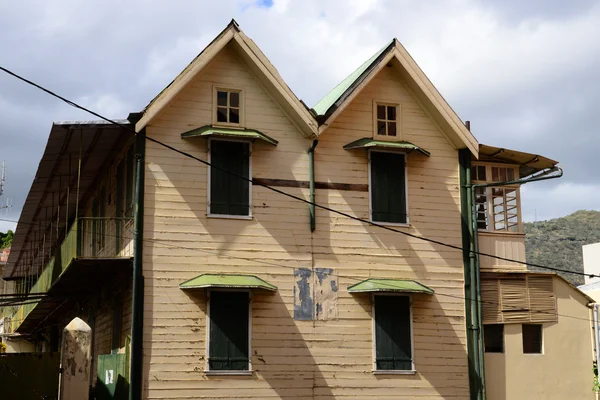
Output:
[9, 217, 133, 332]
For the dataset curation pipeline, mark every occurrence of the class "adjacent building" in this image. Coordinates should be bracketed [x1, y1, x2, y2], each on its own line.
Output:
[1, 20, 595, 400]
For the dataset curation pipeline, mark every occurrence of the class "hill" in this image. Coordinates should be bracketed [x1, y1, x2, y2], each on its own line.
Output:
[524, 210, 600, 286]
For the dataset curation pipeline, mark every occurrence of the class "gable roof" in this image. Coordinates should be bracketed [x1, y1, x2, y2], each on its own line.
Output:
[312, 39, 479, 157]
[135, 20, 317, 138]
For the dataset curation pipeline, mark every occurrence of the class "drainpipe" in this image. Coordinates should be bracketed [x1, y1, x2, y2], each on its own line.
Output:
[129, 131, 146, 400]
[594, 304, 600, 370]
[469, 165, 563, 400]
[308, 140, 319, 232]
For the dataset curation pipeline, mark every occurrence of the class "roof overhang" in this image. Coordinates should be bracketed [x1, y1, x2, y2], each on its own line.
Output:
[179, 273, 277, 292]
[343, 138, 430, 157]
[347, 278, 434, 294]
[181, 125, 278, 146]
[313, 39, 478, 157]
[4, 120, 132, 279]
[479, 144, 559, 178]
[135, 20, 317, 138]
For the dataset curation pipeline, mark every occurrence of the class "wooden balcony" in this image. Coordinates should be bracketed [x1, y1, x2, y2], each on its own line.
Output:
[10, 217, 133, 333]
[478, 231, 527, 272]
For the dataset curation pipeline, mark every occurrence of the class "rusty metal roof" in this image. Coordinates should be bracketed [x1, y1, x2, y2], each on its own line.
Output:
[4, 120, 132, 279]
[479, 144, 559, 178]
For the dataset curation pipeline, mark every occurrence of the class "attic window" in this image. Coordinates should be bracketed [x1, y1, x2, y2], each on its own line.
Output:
[375, 103, 398, 137]
[215, 88, 242, 126]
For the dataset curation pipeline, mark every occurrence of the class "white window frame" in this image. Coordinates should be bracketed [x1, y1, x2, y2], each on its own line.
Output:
[371, 293, 416, 374]
[472, 163, 522, 233]
[368, 149, 410, 227]
[204, 289, 253, 375]
[207, 137, 253, 220]
[373, 101, 401, 139]
[213, 86, 244, 127]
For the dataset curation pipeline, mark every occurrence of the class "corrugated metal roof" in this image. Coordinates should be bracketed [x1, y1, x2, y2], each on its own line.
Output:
[479, 144, 558, 178]
[181, 125, 278, 146]
[312, 40, 394, 117]
[4, 121, 132, 279]
[343, 137, 431, 157]
[179, 273, 277, 291]
[347, 278, 434, 294]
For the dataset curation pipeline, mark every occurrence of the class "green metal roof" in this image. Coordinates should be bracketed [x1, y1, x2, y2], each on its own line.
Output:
[180, 125, 278, 146]
[312, 40, 395, 117]
[343, 137, 431, 157]
[179, 274, 277, 291]
[347, 278, 434, 294]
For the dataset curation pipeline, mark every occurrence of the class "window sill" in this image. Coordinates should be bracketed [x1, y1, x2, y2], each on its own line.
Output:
[370, 221, 411, 228]
[373, 370, 416, 375]
[204, 370, 253, 376]
[478, 230, 525, 237]
[207, 214, 253, 221]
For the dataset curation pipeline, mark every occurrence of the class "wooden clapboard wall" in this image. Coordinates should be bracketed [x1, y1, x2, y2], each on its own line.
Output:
[481, 273, 557, 324]
[142, 42, 470, 399]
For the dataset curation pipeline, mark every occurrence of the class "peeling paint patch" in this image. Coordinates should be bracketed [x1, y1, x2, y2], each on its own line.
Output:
[315, 268, 338, 320]
[294, 268, 313, 320]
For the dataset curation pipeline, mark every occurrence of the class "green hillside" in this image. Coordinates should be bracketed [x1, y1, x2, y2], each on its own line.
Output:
[524, 210, 600, 286]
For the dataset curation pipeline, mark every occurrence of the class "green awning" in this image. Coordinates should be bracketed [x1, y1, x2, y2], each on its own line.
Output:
[179, 274, 277, 292]
[181, 125, 279, 146]
[347, 278, 434, 294]
[343, 138, 430, 156]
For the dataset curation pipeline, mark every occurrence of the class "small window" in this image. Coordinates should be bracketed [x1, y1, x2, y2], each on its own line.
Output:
[215, 89, 241, 125]
[209, 140, 251, 217]
[374, 295, 412, 371]
[375, 104, 398, 137]
[484, 324, 504, 353]
[522, 324, 543, 354]
[370, 151, 407, 224]
[208, 291, 250, 371]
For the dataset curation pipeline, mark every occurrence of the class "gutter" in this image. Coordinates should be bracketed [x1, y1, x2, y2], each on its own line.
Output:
[129, 130, 146, 400]
[308, 140, 319, 232]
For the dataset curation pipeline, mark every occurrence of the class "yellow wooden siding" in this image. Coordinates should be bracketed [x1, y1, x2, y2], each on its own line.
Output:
[143, 43, 469, 399]
[478, 232, 526, 271]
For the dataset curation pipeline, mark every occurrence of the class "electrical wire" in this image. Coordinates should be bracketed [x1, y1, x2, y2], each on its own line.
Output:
[0, 65, 595, 281]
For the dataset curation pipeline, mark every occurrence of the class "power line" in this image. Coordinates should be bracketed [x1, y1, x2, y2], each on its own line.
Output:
[0, 65, 595, 281]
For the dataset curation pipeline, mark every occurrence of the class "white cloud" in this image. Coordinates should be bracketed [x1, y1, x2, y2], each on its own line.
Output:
[521, 182, 600, 222]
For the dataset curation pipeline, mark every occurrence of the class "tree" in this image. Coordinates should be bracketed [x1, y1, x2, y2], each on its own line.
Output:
[0, 230, 13, 249]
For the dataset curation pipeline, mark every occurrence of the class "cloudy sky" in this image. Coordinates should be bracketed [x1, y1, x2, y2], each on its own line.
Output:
[0, 0, 598, 233]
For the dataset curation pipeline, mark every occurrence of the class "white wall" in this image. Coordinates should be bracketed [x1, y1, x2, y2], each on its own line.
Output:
[583, 242, 600, 284]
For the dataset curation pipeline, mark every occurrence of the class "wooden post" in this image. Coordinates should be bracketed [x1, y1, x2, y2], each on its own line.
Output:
[59, 317, 92, 400]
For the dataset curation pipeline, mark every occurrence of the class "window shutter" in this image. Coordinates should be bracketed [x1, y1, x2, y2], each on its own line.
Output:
[528, 276, 556, 322]
[481, 279, 502, 324]
[375, 296, 412, 370]
[209, 291, 250, 371]
[371, 152, 406, 223]
[210, 141, 250, 216]
[500, 276, 529, 322]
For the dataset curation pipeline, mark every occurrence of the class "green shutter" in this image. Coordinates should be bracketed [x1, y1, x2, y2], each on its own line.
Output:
[371, 152, 407, 223]
[210, 140, 250, 216]
[209, 291, 250, 371]
[375, 296, 412, 370]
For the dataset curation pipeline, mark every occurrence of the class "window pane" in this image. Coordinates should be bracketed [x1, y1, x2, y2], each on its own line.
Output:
[478, 166, 487, 181]
[377, 105, 386, 120]
[229, 108, 240, 124]
[210, 140, 250, 216]
[492, 167, 499, 182]
[507, 168, 515, 181]
[217, 91, 228, 106]
[217, 107, 228, 122]
[387, 122, 397, 136]
[475, 187, 488, 230]
[522, 324, 542, 354]
[387, 106, 396, 121]
[371, 152, 407, 223]
[230, 92, 240, 107]
[209, 291, 249, 370]
[484, 324, 504, 353]
[377, 121, 386, 135]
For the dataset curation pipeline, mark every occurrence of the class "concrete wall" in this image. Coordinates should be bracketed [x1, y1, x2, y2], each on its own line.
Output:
[142, 41, 469, 399]
[485, 276, 595, 400]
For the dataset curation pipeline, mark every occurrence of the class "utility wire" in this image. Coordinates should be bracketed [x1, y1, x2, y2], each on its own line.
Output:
[0, 65, 595, 280]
